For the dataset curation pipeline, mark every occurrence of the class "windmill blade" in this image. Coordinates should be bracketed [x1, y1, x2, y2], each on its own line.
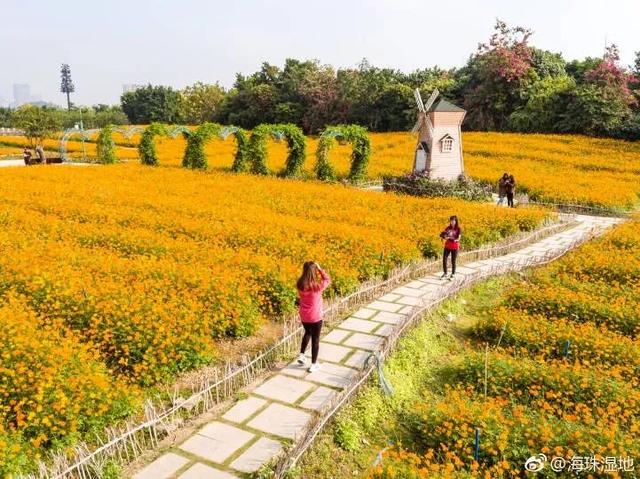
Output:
[423, 88, 440, 112]
[411, 114, 424, 134]
[426, 115, 434, 134]
[413, 88, 425, 112]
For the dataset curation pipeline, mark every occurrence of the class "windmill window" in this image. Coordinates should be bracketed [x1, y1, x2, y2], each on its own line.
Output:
[441, 138, 453, 153]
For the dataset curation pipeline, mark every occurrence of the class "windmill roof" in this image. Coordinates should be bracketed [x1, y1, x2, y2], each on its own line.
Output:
[428, 98, 465, 113]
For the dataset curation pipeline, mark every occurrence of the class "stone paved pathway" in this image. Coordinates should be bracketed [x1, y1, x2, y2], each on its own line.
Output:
[132, 215, 621, 479]
[0, 159, 25, 167]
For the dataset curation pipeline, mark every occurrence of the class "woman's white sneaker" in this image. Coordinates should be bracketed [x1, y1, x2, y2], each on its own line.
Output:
[308, 363, 321, 373]
[297, 353, 306, 365]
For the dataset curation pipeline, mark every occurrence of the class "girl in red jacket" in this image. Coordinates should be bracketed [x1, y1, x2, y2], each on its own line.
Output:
[296, 261, 331, 372]
[440, 216, 462, 280]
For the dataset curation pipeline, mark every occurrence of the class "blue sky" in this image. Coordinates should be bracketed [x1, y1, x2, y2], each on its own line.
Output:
[1, 0, 638, 106]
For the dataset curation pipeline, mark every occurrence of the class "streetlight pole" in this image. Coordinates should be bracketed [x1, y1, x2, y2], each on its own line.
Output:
[79, 108, 87, 161]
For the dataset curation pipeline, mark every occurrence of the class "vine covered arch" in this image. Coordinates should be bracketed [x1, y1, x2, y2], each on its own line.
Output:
[182, 122, 222, 169]
[139, 124, 191, 166]
[96, 124, 117, 164]
[138, 123, 168, 166]
[246, 123, 307, 177]
[59, 125, 143, 162]
[221, 126, 250, 173]
[315, 125, 371, 182]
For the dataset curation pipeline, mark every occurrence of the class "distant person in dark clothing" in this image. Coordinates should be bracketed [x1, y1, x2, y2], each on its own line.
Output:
[506, 174, 516, 207]
[497, 173, 509, 206]
[23, 148, 32, 165]
[440, 215, 461, 280]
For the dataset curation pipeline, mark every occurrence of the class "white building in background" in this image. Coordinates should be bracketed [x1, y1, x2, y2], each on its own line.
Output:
[122, 84, 144, 94]
[13, 84, 31, 106]
[11, 84, 43, 107]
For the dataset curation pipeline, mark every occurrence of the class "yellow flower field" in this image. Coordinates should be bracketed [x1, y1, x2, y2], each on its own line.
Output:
[372, 217, 640, 479]
[0, 162, 548, 474]
[4, 129, 638, 210]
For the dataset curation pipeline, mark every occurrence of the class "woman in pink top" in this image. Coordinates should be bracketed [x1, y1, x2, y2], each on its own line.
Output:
[296, 261, 331, 372]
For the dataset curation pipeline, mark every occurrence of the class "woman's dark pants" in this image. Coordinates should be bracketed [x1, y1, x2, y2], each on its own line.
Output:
[443, 248, 458, 275]
[301, 320, 323, 363]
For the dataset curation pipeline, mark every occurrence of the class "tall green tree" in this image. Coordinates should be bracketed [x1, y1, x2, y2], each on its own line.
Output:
[120, 85, 183, 124]
[60, 64, 75, 112]
[455, 20, 534, 130]
[13, 105, 62, 148]
[180, 82, 226, 124]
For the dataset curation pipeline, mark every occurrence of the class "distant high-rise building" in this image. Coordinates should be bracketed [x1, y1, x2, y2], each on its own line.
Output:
[122, 84, 144, 94]
[13, 84, 31, 106]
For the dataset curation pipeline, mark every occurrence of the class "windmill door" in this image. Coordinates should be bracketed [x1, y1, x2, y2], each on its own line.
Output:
[414, 145, 427, 173]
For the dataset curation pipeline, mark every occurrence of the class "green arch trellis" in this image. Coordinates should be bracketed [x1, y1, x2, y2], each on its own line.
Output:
[59, 125, 144, 161]
[315, 124, 371, 182]
[246, 124, 306, 177]
[139, 123, 192, 166]
[182, 122, 305, 177]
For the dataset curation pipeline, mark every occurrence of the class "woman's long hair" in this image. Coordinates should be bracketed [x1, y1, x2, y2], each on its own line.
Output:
[297, 261, 321, 292]
[449, 215, 460, 228]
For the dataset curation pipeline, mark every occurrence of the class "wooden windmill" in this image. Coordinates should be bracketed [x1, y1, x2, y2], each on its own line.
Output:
[412, 88, 467, 181]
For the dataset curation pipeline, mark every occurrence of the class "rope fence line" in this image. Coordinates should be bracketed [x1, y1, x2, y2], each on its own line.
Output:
[273, 224, 608, 477]
[29, 218, 572, 479]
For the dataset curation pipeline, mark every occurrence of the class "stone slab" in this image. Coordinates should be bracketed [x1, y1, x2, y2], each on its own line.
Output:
[391, 286, 425, 298]
[452, 266, 477, 275]
[223, 397, 268, 424]
[343, 332, 385, 351]
[379, 293, 401, 302]
[323, 329, 351, 344]
[373, 324, 395, 337]
[304, 362, 358, 388]
[133, 452, 190, 479]
[180, 422, 254, 463]
[179, 463, 240, 479]
[247, 403, 311, 440]
[344, 349, 371, 368]
[230, 437, 283, 473]
[395, 295, 422, 306]
[398, 305, 415, 315]
[254, 375, 314, 404]
[405, 280, 428, 289]
[352, 307, 377, 319]
[338, 317, 379, 333]
[306, 342, 353, 363]
[370, 310, 405, 324]
[281, 362, 308, 378]
[368, 300, 403, 313]
[299, 386, 337, 411]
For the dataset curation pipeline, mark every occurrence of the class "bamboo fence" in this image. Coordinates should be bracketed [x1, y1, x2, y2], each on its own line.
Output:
[30, 217, 575, 479]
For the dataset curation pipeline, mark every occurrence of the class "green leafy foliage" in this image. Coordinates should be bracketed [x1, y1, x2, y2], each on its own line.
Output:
[247, 124, 272, 175]
[272, 123, 307, 177]
[96, 125, 117, 164]
[227, 127, 250, 172]
[138, 122, 168, 166]
[383, 174, 492, 202]
[121, 85, 183, 124]
[316, 125, 371, 181]
[12, 105, 62, 148]
[182, 122, 221, 169]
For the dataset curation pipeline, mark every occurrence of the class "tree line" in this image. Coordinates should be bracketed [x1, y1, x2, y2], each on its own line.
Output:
[3, 21, 639, 140]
